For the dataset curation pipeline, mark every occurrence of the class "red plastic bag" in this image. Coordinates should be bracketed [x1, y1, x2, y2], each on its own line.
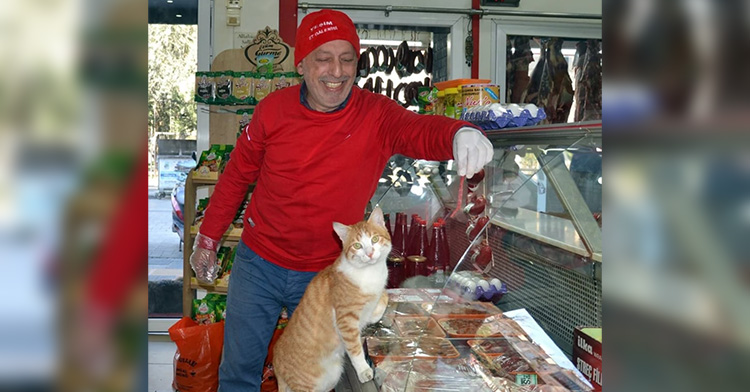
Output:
[169, 317, 225, 392]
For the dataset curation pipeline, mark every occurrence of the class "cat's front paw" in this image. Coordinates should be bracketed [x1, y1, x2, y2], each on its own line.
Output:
[357, 367, 374, 383]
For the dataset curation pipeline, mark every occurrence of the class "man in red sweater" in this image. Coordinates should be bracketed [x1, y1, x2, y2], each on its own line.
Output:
[190, 9, 493, 391]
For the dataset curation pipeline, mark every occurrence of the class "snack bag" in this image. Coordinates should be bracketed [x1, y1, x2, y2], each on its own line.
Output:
[196, 146, 222, 173]
[193, 198, 210, 226]
[192, 297, 216, 324]
[254, 73, 272, 102]
[417, 87, 438, 114]
[195, 72, 216, 103]
[232, 71, 252, 104]
[256, 53, 274, 75]
[215, 71, 233, 104]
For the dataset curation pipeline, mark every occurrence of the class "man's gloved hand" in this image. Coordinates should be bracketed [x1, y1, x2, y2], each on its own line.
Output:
[453, 127, 494, 178]
[190, 233, 221, 284]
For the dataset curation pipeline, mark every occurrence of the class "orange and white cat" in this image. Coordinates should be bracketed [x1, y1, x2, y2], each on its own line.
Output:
[272, 207, 391, 392]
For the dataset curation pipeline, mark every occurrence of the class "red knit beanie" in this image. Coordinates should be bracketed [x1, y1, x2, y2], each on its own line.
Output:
[294, 9, 360, 66]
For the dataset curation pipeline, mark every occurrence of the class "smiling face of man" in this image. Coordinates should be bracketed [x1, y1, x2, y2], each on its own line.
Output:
[296, 39, 358, 112]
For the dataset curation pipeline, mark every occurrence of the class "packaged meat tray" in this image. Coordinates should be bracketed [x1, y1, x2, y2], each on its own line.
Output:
[365, 336, 459, 364]
[361, 318, 398, 338]
[376, 357, 499, 392]
[384, 301, 428, 319]
[437, 317, 505, 338]
[420, 301, 502, 319]
[393, 316, 446, 338]
[467, 338, 514, 356]
[387, 288, 431, 303]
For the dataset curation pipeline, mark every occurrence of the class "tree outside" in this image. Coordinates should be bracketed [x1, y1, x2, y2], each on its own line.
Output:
[148, 24, 197, 185]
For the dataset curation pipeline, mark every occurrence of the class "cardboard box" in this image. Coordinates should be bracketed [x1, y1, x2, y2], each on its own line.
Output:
[573, 327, 602, 390]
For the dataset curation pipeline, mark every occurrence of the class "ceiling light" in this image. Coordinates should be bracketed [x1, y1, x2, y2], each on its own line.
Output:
[167, 0, 173, 3]
[176, 14, 182, 18]
[359, 39, 424, 48]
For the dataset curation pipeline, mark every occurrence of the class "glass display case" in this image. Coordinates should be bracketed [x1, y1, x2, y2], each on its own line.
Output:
[359, 120, 601, 391]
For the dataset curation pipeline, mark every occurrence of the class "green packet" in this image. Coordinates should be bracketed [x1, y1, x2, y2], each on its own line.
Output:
[196, 144, 235, 173]
[417, 86, 438, 115]
[195, 71, 215, 103]
[192, 297, 216, 324]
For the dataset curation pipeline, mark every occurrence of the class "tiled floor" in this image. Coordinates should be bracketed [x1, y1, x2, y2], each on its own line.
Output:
[148, 335, 177, 392]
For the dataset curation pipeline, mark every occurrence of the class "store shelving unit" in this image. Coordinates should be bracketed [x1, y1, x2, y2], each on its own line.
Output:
[181, 170, 254, 316]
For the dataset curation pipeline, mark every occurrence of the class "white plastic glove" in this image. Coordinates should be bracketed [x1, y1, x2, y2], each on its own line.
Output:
[452, 127, 494, 178]
[190, 233, 221, 284]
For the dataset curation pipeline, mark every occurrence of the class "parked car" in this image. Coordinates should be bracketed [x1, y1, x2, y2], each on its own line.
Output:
[170, 158, 194, 247]
[171, 179, 186, 247]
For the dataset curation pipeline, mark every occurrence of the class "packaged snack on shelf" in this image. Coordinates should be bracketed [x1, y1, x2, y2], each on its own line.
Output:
[461, 84, 500, 110]
[231, 71, 253, 104]
[272, 72, 292, 91]
[192, 296, 217, 324]
[417, 86, 438, 115]
[195, 71, 215, 103]
[217, 246, 237, 286]
[195, 145, 223, 174]
[214, 71, 233, 104]
[256, 53, 274, 75]
[236, 108, 253, 140]
[393, 316, 446, 338]
[420, 301, 502, 319]
[193, 198, 210, 226]
[254, 72, 272, 102]
[365, 336, 459, 364]
[233, 199, 249, 229]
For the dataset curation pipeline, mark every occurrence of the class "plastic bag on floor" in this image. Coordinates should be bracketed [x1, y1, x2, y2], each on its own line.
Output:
[169, 317, 224, 392]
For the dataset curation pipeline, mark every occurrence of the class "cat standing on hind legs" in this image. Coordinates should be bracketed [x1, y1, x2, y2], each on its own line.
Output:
[273, 207, 391, 392]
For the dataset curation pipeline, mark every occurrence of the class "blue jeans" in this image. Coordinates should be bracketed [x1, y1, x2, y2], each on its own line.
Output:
[218, 241, 317, 392]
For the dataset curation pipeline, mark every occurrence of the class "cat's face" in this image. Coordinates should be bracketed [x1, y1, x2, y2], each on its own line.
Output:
[333, 207, 392, 267]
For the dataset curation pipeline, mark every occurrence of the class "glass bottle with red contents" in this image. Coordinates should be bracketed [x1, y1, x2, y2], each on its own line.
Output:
[426, 220, 443, 274]
[391, 212, 408, 258]
[383, 213, 392, 239]
[406, 213, 420, 251]
[387, 255, 404, 288]
[405, 219, 428, 277]
[436, 219, 451, 273]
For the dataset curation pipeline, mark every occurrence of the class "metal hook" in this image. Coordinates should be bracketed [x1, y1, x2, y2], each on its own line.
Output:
[385, 5, 392, 17]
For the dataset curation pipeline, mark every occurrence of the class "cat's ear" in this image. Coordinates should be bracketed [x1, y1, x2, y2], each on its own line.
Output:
[368, 207, 385, 227]
[333, 222, 350, 242]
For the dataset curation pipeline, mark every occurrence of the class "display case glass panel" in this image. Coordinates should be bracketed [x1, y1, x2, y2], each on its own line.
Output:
[364, 122, 601, 391]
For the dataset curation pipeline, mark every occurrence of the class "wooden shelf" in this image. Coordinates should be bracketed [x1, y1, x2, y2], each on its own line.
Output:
[190, 277, 229, 293]
[190, 225, 242, 241]
[191, 171, 220, 183]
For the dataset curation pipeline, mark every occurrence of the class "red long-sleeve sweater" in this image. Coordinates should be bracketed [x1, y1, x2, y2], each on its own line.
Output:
[200, 85, 475, 271]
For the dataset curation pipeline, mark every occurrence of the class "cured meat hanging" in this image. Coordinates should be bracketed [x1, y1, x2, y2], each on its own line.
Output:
[579, 39, 602, 121]
[547, 37, 574, 123]
[573, 40, 589, 122]
[521, 37, 574, 124]
[509, 36, 533, 104]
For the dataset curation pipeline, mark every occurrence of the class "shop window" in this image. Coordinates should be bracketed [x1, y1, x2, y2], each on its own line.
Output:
[506, 36, 602, 124]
